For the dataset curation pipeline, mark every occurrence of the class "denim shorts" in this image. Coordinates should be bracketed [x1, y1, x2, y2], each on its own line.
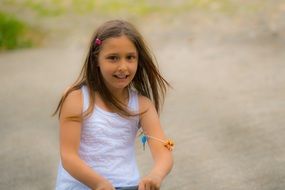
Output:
[115, 186, 138, 190]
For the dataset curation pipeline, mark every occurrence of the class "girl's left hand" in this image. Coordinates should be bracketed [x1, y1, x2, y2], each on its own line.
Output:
[138, 174, 162, 190]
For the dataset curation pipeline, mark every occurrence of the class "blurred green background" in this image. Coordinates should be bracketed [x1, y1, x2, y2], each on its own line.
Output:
[1, 0, 283, 50]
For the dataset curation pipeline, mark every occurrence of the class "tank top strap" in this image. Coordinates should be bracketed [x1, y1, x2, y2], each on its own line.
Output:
[81, 85, 90, 112]
[128, 89, 139, 114]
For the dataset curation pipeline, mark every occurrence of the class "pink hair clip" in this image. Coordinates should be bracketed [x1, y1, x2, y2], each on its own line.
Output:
[95, 38, 102, 46]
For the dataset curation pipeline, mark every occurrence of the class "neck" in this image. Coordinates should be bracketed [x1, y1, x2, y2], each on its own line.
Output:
[112, 88, 129, 104]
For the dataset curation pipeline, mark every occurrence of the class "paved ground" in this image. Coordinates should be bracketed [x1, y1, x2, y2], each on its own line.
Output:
[1, 8, 285, 190]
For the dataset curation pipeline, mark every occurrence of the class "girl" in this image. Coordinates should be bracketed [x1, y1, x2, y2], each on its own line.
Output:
[53, 20, 173, 190]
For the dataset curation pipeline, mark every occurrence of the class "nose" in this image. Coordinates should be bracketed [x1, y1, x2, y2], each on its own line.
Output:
[118, 60, 127, 71]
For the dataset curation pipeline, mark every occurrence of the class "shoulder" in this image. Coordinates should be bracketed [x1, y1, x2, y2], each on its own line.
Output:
[138, 95, 155, 114]
[60, 88, 83, 118]
[65, 88, 82, 103]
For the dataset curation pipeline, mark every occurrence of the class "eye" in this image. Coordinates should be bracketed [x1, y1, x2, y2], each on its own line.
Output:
[126, 55, 137, 61]
[107, 55, 119, 62]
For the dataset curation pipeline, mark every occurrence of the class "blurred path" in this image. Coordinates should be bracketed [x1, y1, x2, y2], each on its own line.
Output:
[1, 11, 285, 190]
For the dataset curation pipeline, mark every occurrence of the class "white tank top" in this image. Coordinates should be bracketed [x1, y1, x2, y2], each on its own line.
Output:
[56, 86, 140, 189]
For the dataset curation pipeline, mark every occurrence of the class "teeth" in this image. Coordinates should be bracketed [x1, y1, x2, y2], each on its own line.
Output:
[115, 74, 128, 79]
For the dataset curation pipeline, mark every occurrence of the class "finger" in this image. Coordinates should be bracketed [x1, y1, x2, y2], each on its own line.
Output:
[150, 183, 156, 190]
[153, 183, 159, 190]
[138, 182, 145, 190]
[145, 182, 151, 190]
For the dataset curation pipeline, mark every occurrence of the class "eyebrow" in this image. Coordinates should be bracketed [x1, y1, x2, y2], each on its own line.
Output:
[105, 52, 137, 56]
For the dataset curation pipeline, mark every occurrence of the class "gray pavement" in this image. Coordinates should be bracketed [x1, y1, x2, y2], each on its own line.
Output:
[1, 13, 285, 190]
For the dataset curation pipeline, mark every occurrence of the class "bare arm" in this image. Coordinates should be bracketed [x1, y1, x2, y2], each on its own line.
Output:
[138, 96, 174, 190]
[59, 89, 114, 190]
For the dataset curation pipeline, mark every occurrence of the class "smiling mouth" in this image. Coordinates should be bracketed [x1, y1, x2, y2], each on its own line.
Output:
[113, 74, 129, 79]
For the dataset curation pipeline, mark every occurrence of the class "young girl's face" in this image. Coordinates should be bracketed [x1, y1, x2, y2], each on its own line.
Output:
[97, 35, 138, 93]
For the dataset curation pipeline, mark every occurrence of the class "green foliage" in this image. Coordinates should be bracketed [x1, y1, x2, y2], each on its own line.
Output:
[0, 0, 268, 51]
[1, 0, 266, 17]
[71, 0, 97, 14]
[0, 12, 33, 50]
[95, 0, 159, 16]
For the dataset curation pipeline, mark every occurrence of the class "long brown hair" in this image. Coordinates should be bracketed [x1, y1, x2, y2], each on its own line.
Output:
[53, 20, 170, 120]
